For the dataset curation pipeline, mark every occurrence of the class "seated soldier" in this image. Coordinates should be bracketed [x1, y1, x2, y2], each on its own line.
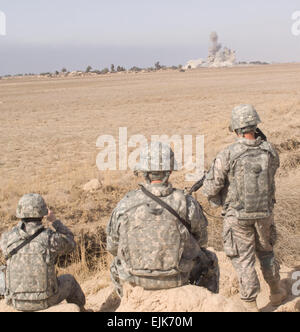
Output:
[106, 142, 219, 297]
[0, 193, 86, 312]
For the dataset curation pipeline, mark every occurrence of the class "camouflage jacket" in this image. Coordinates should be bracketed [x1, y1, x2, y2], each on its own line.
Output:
[202, 137, 280, 219]
[107, 182, 208, 288]
[0, 220, 76, 304]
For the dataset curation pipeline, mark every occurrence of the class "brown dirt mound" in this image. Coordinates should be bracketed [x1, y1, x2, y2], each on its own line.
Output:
[275, 298, 300, 312]
[83, 250, 299, 312]
[117, 283, 246, 312]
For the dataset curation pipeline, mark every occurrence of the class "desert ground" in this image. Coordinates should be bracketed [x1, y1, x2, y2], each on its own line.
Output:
[0, 63, 299, 311]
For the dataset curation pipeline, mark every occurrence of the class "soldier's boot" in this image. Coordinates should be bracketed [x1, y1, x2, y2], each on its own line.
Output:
[242, 300, 259, 312]
[269, 281, 288, 307]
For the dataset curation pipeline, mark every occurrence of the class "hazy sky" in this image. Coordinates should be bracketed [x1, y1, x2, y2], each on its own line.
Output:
[0, 0, 300, 75]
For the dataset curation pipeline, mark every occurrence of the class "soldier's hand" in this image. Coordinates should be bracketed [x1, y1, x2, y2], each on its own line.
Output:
[47, 209, 56, 223]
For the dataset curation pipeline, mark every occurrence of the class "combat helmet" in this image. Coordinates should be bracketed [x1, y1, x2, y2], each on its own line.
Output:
[230, 104, 261, 134]
[135, 141, 178, 183]
[16, 193, 48, 219]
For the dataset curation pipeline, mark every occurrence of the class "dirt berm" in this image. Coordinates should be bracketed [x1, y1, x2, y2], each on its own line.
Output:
[75, 250, 300, 312]
[0, 250, 299, 312]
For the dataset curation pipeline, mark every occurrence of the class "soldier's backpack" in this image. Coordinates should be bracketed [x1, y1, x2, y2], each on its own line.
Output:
[5, 227, 58, 310]
[118, 188, 191, 279]
[140, 186, 219, 293]
[228, 141, 276, 219]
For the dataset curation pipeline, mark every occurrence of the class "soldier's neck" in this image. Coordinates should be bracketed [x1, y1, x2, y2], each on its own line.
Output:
[239, 133, 255, 140]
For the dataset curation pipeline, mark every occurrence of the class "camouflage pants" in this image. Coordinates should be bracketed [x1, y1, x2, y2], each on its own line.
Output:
[223, 215, 280, 301]
[11, 274, 86, 312]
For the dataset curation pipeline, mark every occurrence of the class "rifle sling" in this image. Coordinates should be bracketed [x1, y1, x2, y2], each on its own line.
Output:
[140, 186, 215, 265]
[5, 227, 45, 260]
[140, 185, 191, 233]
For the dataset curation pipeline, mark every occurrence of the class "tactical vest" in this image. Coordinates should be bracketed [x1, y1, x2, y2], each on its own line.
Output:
[117, 189, 194, 289]
[227, 141, 277, 220]
[5, 227, 58, 311]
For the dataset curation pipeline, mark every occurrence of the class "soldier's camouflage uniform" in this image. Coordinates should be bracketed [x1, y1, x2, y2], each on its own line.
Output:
[0, 219, 86, 311]
[202, 137, 281, 302]
[107, 182, 219, 296]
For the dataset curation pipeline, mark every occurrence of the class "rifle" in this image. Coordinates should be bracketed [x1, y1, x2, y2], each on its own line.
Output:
[255, 128, 267, 141]
[188, 174, 206, 195]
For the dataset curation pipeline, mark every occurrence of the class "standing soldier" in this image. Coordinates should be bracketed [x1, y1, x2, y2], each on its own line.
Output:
[106, 142, 219, 298]
[0, 193, 86, 312]
[202, 104, 287, 311]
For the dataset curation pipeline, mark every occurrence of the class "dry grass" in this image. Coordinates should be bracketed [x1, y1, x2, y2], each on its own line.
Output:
[56, 227, 108, 281]
[1, 64, 300, 284]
